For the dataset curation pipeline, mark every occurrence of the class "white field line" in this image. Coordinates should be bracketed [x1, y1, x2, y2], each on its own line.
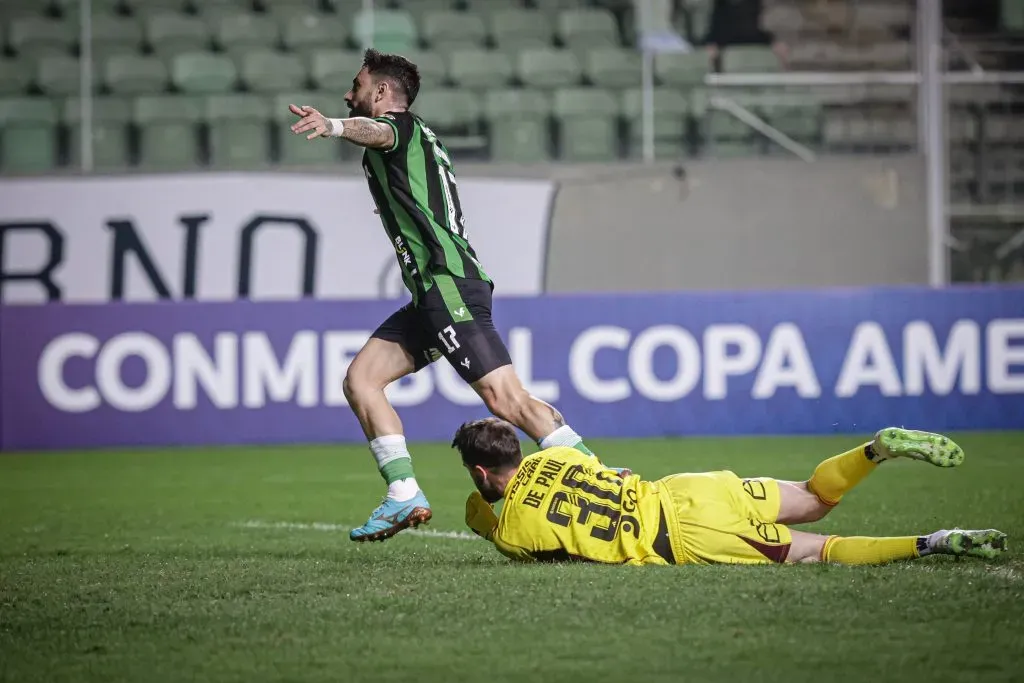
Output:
[234, 519, 480, 541]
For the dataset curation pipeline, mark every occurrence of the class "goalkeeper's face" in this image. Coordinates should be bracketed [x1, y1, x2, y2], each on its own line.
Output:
[466, 463, 513, 504]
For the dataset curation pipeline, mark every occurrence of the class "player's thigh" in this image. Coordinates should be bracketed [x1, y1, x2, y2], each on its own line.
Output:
[421, 276, 512, 385]
[349, 307, 423, 389]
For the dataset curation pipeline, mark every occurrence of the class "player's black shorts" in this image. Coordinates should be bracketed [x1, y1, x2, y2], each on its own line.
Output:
[370, 274, 512, 384]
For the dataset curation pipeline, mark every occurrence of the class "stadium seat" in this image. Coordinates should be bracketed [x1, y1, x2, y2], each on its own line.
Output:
[761, 99, 823, 145]
[553, 88, 619, 161]
[172, 52, 239, 93]
[448, 49, 513, 89]
[557, 9, 620, 49]
[621, 87, 689, 158]
[214, 13, 280, 55]
[585, 47, 642, 88]
[190, 0, 256, 19]
[1003, 0, 1024, 31]
[985, 114, 1024, 143]
[518, 48, 582, 88]
[310, 49, 364, 91]
[145, 13, 211, 56]
[122, 0, 186, 17]
[104, 54, 169, 94]
[655, 51, 707, 88]
[489, 9, 553, 49]
[0, 97, 58, 173]
[395, 0, 455, 27]
[413, 88, 482, 130]
[721, 46, 779, 73]
[422, 11, 487, 51]
[91, 16, 145, 55]
[36, 55, 93, 96]
[134, 94, 203, 168]
[1, 0, 51, 20]
[7, 17, 75, 58]
[273, 92, 343, 166]
[280, 12, 348, 54]
[400, 50, 447, 87]
[484, 88, 552, 163]
[205, 93, 271, 168]
[64, 96, 132, 169]
[259, 0, 322, 17]
[240, 51, 306, 92]
[352, 9, 416, 53]
[0, 59, 33, 96]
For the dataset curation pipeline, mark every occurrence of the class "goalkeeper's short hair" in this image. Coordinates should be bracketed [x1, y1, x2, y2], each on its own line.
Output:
[452, 418, 522, 472]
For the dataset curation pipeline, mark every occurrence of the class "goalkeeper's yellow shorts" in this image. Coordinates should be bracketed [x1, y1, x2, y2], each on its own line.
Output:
[659, 471, 793, 565]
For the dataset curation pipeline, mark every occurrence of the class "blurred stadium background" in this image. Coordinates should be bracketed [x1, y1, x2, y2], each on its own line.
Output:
[2, 3, 1024, 682]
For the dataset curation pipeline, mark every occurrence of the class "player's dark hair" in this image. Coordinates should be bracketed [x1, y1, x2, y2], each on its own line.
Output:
[362, 48, 421, 106]
[452, 418, 523, 471]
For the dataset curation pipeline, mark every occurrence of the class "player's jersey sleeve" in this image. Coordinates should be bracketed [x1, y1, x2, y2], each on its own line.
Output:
[371, 111, 415, 154]
[491, 448, 670, 565]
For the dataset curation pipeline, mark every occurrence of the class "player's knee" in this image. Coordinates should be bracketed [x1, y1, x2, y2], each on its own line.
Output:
[342, 367, 377, 406]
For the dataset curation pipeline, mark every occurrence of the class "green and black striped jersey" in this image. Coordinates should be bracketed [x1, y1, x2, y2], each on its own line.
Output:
[361, 110, 491, 305]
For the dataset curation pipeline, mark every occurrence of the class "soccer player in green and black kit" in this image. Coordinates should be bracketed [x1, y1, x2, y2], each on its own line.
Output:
[288, 49, 597, 542]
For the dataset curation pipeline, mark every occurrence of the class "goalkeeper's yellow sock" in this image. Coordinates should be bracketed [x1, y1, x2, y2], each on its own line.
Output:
[821, 536, 924, 565]
[807, 443, 879, 506]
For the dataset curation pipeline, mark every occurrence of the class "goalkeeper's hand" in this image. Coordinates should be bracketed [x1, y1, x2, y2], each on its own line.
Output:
[608, 467, 633, 478]
[465, 491, 499, 541]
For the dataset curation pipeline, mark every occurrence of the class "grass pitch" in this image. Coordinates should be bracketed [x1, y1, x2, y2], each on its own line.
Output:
[2, 432, 1023, 683]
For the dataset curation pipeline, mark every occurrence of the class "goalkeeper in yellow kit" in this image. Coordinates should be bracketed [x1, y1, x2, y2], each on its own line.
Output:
[454, 418, 1007, 566]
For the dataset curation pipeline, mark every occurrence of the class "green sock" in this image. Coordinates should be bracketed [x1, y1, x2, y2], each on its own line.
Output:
[380, 457, 416, 485]
[573, 441, 595, 456]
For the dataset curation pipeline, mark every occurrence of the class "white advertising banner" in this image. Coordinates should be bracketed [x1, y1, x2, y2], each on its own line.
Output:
[0, 173, 555, 303]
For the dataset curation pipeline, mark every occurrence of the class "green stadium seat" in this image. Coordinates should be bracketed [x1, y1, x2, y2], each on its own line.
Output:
[260, 0, 323, 17]
[762, 99, 822, 144]
[191, 0, 256, 19]
[309, 49, 364, 91]
[63, 96, 132, 169]
[122, 0, 186, 17]
[353, 9, 416, 53]
[214, 13, 280, 55]
[36, 55, 95, 96]
[0, 59, 33, 96]
[557, 9, 620, 49]
[273, 92, 343, 166]
[422, 11, 487, 50]
[399, 50, 447, 87]
[621, 87, 689, 158]
[484, 88, 551, 163]
[1003, 0, 1024, 30]
[103, 54, 169, 94]
[518, 48, 582, 88]
[721, 45, 779, 73]
[448, 49, 513, 89]
[489, 9, 553, 49]
[172, 52, 238, 93]
[91, 16, 145, 55]
[655, 51, 707, 88]
[553, 87, 619, 161]
[240, 50, 306, 92]
[205, 93, 271, 168]
[0, 97, 58, 173]
[145, 13, 211, 56]
[280, 12, 348, 54]
[703, 104, 758, 157]
[412, 88, 484, 151]
[133, 94, 203, 168]
[585, 47, 641, 88]
[0, 1, 50, 21]
[8, 18, 75, 58]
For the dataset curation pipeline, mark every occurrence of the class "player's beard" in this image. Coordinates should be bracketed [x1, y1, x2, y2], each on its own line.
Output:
[347, 101, 370, 118]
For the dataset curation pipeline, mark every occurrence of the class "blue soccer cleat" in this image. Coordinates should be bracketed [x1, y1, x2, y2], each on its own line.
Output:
[350, 491, 433, 543]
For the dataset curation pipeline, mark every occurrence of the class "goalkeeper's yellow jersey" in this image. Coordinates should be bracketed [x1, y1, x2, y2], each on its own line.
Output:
[490, 447, 670, 565]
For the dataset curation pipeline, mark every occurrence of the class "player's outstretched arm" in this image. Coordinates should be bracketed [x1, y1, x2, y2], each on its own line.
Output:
[287, 104, 396, 150]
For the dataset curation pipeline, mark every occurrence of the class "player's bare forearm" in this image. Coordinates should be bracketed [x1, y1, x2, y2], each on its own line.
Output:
[335, 117, 395, 150]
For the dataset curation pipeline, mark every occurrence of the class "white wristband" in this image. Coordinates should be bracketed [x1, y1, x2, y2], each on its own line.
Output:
[326, 118, 345, 137]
